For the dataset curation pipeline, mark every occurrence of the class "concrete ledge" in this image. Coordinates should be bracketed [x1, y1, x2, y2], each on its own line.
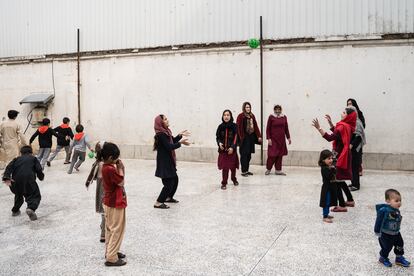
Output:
[114, 145, 414, 171]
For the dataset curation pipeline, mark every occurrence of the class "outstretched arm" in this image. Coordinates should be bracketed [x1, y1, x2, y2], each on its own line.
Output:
[29, 130, 39, 144]
[159, 133, 181, 151]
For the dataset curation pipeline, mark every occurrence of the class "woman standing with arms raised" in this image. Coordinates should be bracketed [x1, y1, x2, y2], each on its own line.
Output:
[153, 115, 190, 209]
[312, 107, 356, 212]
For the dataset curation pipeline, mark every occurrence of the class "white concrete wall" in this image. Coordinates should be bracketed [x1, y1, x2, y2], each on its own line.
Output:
[1, 41, 414, 169]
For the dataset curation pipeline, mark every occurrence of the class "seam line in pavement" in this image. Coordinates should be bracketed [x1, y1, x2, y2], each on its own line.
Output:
[247, 225, 287, 276]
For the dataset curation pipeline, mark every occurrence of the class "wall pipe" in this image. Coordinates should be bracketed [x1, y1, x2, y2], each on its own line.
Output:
[259, 16, 264, 166]
[77, 28, 81, 124]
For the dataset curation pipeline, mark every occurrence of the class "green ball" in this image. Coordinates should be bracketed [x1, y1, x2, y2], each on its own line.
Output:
[248, 38, 260, 49]
[88, 152, 95, 159]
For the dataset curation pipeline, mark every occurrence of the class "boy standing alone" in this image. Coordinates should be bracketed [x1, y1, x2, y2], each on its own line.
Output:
[101, 142, 127, 266]
[375, 189, 411, 268]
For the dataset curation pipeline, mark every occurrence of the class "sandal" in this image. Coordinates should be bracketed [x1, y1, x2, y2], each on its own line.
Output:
[165, 198, 179, 203]
[323, 218, 333, 223]
[345, 201, 355, 207]
[154, 203, 170, 209]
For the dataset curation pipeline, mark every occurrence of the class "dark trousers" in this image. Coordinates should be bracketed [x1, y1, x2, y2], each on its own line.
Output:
[68, 150, 86, 173]
[379, 232, 404, 259]
[222, 169, 236, 185]
[157, 176, 179, 203]
[351, 149, 362, 189]
[336, 181, 353, 207]
[240, 134, 255, 173]
[10, 184, 41, 212]
[266, 156, 283, 171]
[240, 153, 252, 173]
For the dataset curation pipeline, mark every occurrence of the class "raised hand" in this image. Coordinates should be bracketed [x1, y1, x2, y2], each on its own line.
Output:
[324, 114, 334, 127]
[116, 159, 125, 170]
[312, 118, 321, 130]
[179, 130, 191, 137]
[180, 138, 191, 146]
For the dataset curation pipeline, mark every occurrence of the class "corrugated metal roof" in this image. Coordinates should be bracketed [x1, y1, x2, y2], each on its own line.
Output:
[1, 0, 413, 58]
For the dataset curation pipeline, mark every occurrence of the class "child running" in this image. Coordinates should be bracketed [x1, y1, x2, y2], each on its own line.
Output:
[47, 117, 74, 166]
[318, 149, 338, 223]
[29, 118, 59, 169]
[375, 189, 410, 268]
[85, 141, 106, 243]
[216, 109, 239, 190]
[68, 124, 94, 174]
[2, 146, 44, 221]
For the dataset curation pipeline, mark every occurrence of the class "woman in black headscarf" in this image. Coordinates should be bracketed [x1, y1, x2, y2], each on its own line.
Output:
[347, 99, 365, 128]
[347, 98, 366, 177]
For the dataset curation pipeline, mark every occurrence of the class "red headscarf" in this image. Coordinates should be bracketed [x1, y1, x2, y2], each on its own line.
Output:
[154, 115, 173, 137]
[334, 112, 357, 169]
[154, 115, 176, 164]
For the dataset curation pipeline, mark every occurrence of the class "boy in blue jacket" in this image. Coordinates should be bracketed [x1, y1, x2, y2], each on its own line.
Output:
[374, 189, 410, 267]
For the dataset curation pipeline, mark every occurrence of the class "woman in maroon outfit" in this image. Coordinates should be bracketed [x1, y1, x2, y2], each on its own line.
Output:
[236, 102, 262, 177]
[216, 110, 239, 190]
[312, 107, 356, 212]
[265, 105, 291, 175]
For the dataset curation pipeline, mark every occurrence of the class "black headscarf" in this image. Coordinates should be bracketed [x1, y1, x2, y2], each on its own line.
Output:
[347, 98, 366, 128]
[217, 110, 237, 139]
[219, 109, 235, 127]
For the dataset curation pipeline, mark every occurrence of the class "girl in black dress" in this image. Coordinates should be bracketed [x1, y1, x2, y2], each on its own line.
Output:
[318, 149, 338, 223]
[216, 110, 239, 190]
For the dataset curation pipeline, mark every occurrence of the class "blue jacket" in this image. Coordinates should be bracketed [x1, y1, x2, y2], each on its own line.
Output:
[374, 204, 402, 235]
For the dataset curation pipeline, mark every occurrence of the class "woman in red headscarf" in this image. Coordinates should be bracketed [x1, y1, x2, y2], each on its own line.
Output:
[312, 107, 357, 212]
[153, 115, 190, 209]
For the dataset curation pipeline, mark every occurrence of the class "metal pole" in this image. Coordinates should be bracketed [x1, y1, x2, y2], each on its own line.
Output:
[259, 16, 264, 166]
[77, 28, 81, 124]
